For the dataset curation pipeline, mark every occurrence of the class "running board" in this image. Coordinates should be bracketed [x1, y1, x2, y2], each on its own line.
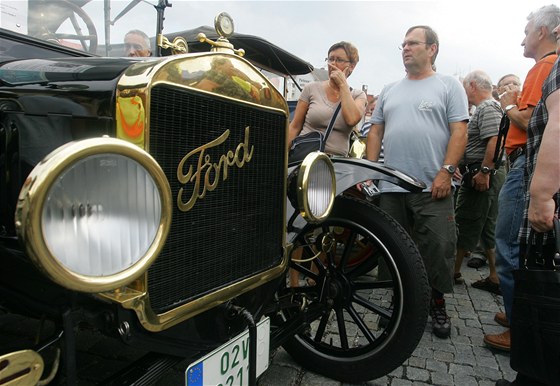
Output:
[103, 352, 183, 386]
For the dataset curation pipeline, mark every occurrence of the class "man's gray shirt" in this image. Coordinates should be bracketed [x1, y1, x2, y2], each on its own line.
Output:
[370, 73, 469, 192]
[464, 98, 502, 164]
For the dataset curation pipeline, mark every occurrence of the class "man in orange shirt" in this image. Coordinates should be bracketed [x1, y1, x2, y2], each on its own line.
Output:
[484, 4, 560, 354]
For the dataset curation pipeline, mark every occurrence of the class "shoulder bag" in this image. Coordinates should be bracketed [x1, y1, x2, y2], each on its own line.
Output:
[510, 218, 560, 386]
[288, 103, 341, 165]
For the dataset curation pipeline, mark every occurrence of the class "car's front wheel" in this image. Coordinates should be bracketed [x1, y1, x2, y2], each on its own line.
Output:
[280, 196, 429, 383]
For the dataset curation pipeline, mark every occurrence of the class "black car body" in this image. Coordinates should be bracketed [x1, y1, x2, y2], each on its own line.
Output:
[0, 2, 340, 384]
[1, 2, 432, 385]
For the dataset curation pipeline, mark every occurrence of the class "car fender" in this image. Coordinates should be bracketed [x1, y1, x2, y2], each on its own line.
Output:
[330, 157, 426, 195]
[286, 157, 426, 241]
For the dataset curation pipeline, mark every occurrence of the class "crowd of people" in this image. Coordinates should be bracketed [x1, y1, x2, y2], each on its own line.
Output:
[289, 4, 560, 386]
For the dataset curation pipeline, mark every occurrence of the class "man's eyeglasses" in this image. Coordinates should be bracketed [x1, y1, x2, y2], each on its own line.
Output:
[325, 57, 351, 64]
[398, 40, 428, 50]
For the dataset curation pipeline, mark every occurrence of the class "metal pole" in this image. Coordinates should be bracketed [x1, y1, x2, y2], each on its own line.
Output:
[153, 0, 170, 57]
[239, 308, 257, 386]
[104, 0, 110, 56]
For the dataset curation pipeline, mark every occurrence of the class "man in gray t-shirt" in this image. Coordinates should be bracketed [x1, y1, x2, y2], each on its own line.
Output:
[366, 25, 469, 339]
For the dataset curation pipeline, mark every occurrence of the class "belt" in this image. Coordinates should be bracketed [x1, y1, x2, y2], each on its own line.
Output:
[508, 146, 525, 165]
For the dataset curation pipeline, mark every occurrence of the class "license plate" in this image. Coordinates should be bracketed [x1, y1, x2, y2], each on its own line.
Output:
[185, 317, 270, 386]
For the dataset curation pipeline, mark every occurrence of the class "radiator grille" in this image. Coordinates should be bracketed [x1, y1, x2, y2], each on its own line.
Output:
[147, 85, 286, 313]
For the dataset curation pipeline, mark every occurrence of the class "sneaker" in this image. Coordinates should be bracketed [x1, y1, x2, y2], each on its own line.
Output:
[430, 298, 451, 339]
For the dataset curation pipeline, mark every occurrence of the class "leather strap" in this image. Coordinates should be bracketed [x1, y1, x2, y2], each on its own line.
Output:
[320, 102, 342, 152]
[493, 113, 510, 169]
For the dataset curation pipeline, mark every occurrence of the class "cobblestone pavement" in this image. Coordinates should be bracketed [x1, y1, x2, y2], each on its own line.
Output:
[255, 255, 515, 386]
[0, 256, 514, 386]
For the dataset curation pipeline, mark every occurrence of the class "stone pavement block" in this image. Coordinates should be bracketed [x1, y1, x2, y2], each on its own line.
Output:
[479, 311, 500, 325]
[473, 344, 497, 358]
[411, 346, 434, 359]
[461, 324, 487, 338]
[405, 367, 430, 382]
[465, 318, 482, 328]
[455, 303, 476, 314]
[433, 349, 454, 362]
[455, 351, 476, 366]
[431, 341, 454, 353]
[451, 334, 472, 345]
[257, 364, 301, 386]
[495, 353, 516, 379]
[431, 372, 453, 385]
[474, 354, 499, 369]
[449, 362, 475, 377]
[300, 371, 341, 386]
[452, 317, 466, 329]
[453, 374, 478, 386]
[454, 343, 474, 354]
[387, 366, 404, 378]
[425, 358, 446, 373]
[475, 365, 503, 380]
[269, 347, 301, 369]
[362, 376, 388, 386]
[388, 379, 413, 386]
[406, 356, 426, 369]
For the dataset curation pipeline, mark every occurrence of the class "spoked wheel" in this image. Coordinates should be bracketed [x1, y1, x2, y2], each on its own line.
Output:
[280, 196, 430, 383]
[31, 0, 98, 53]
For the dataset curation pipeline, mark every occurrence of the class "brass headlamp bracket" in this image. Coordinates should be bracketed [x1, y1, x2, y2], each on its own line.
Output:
[197, 33, 245, 56]
[157, 34, 188, 55]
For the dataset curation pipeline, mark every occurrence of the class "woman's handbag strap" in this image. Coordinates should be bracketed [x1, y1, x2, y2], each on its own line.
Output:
[321, 103, 342, 151]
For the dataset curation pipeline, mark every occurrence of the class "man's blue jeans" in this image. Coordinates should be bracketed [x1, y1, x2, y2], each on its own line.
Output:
[495, 154, 525, 322]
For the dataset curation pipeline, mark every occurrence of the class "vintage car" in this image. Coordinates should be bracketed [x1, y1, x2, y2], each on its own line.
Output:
[0, 1, 430, 385]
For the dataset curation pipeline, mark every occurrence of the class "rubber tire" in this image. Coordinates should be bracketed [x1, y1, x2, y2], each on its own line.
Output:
[282, 196, 430, 383]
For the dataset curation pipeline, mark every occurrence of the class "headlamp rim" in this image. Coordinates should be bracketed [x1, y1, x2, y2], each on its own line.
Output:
[15, 137, 172, 293]
[296, 152, 336, 223]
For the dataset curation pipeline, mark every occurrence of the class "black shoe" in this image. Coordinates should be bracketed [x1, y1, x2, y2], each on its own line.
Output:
[430, 298, 451, 339]
[467, 256, 486, 268]
[472, 277, 502, 295]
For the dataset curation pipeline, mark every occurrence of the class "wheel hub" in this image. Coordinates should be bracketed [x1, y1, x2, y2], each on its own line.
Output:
[326, 271, 352, 308]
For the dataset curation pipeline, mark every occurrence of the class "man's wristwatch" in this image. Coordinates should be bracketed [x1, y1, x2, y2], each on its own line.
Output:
[480, 166, 492, 174]
[504, 104, 517, 112]
[441, 164, 456, 174]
